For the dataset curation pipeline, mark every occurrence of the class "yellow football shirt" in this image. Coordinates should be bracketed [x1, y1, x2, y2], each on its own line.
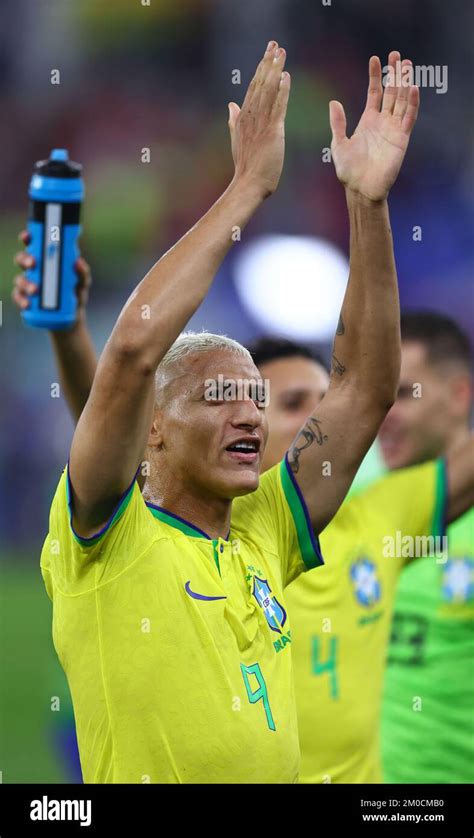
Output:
[285, 459, 447, 784]
[40, 457, 323, 784]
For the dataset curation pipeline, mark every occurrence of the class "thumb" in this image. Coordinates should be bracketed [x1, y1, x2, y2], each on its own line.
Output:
[329, 100, 347, 144]
[228, 101, 240, 134]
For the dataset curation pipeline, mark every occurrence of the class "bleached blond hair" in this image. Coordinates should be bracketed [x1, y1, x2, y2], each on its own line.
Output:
[154, 330, 253, 405]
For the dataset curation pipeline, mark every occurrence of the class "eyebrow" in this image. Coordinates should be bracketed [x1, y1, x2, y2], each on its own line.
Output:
[280, 387, 317, 397]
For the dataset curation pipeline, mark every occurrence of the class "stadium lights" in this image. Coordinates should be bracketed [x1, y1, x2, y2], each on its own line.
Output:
[233, 234, 349, 341]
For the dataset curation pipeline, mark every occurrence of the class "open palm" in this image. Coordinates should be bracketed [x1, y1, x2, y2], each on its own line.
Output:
[330, 52, 420, 202]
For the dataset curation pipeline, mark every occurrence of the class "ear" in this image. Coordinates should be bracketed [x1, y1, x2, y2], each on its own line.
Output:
[449, 373, 473, 420]
[148, 409, 164, 449]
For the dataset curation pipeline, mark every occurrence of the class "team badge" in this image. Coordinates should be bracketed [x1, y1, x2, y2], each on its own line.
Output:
[252, 576, 287, 634]
[350, 558, 381, 607]
[442, 557, 474, 603]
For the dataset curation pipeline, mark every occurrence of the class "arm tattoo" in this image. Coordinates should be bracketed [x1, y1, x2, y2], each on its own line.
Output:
[336, 314, 345, 335]
[332, 353, 346, 376]
[288, 416, 328, 474]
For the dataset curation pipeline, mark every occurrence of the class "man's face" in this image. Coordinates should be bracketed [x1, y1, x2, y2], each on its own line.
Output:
[379, 341, 469, 469]
[257, 356, 329, 472]
[154, 350, 268, 499]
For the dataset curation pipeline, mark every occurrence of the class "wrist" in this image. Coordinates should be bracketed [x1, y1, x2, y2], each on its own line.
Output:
[49, 312, 87, 342]
[345, 187, 387, 210]
[227, 174, 268, 208]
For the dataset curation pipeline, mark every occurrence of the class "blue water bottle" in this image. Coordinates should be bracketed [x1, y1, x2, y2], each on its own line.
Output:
[22, 148, 84, 330]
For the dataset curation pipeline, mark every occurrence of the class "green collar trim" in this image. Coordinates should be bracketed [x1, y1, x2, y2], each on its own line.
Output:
[146, 503, 212, 539]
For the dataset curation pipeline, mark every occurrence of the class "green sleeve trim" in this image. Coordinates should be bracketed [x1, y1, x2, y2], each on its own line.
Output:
[66, 462, 136, 547]
[279, 456, 324, 570]
[431, 457, 448, 539]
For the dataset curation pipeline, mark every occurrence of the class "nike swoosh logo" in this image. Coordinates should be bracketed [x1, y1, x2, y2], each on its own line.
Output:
[185, 581, 227, 601]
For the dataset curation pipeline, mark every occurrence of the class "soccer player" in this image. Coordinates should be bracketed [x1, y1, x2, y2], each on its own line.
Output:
[380, 314, 473, 784]
[18, 44, 422, 783]
[250, 333, 473, 783]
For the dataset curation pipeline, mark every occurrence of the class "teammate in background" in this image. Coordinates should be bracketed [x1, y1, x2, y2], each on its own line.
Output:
[379, 314, 473, 784]
[253, 338, 385, 494]
[14, 242, 95, 785]
[23, 47, 423, 783]
[250, 333, 473, 783]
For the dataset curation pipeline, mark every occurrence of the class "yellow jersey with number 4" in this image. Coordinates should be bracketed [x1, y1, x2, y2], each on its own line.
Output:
[40, 456, 323, 784]
[285, 459, 446, 784]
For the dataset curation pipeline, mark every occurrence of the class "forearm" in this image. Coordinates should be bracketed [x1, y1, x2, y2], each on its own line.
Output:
[331, 189, 400, 410]
[109, 177, 263, 371]
[49, 315, 98, 423]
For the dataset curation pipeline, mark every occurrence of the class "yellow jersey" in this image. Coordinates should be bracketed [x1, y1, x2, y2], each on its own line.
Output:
[285, 459, 447, 783]
[40, 457, 323, 784]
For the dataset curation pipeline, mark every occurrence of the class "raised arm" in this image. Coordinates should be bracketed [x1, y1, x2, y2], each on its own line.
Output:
[69, 41, 291, 534]
[288, 51, 420, 533]
[13, 232, 98, 423]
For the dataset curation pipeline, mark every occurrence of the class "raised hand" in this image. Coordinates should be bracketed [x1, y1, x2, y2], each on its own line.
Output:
[329, 52, 420, 202]
[13, 229, 92, 324]
[228, 40, 291, 200]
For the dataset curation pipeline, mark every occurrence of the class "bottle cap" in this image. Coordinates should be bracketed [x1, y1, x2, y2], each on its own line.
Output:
[33, 149, 82, 179]
[50, 149, 69, 162]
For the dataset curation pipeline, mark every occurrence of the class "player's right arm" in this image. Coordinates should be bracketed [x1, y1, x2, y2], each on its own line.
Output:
[340, 434, 474, 550]
[69, 41, 291, 537]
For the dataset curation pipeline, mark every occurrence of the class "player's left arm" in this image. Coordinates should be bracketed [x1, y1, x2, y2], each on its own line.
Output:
[287, 52, 420, 534]
[446, 435, 474, 524]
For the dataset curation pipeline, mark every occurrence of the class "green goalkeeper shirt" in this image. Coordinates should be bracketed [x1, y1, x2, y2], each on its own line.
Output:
[381, 508, 474, 783]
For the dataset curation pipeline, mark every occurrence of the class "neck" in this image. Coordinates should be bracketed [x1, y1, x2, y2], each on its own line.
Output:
[443, 424, 471, 457]
[143, 466, 232, 541]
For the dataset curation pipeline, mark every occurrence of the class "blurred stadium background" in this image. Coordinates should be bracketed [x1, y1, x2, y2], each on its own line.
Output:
[0, 0, 472, 782]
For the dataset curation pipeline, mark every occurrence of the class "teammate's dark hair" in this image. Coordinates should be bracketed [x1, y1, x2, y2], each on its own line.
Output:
[248, 336, 328, 372]
[400, 311, 472, 371]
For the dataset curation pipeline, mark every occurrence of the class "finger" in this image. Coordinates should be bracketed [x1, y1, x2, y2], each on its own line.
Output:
[393, 59, 412, 120]
[75, 256, 92, 286]
[12, 286, 31, 310]
[248, 42, 283, 117]
[15, 274, 38, 295]
[272, 71, 291, 123]
[18, 229, 31, 245]
[382, 50, 400, 114]
[228, 101, 240, 138]
[329, 100, 347, 144]
[241, 41, 278, 113]
[259, 46, 287, 115]
[365, 55, 383, 112]
[401, 85, 420, 135]
[14, 251, 35, 270]
[254, 40, 279, 87]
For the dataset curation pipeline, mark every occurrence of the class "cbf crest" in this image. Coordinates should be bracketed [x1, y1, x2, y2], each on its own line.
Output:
[442, 557, 474, 603]
[252, 576, 287, 634]
[350, 557, 381, 607]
